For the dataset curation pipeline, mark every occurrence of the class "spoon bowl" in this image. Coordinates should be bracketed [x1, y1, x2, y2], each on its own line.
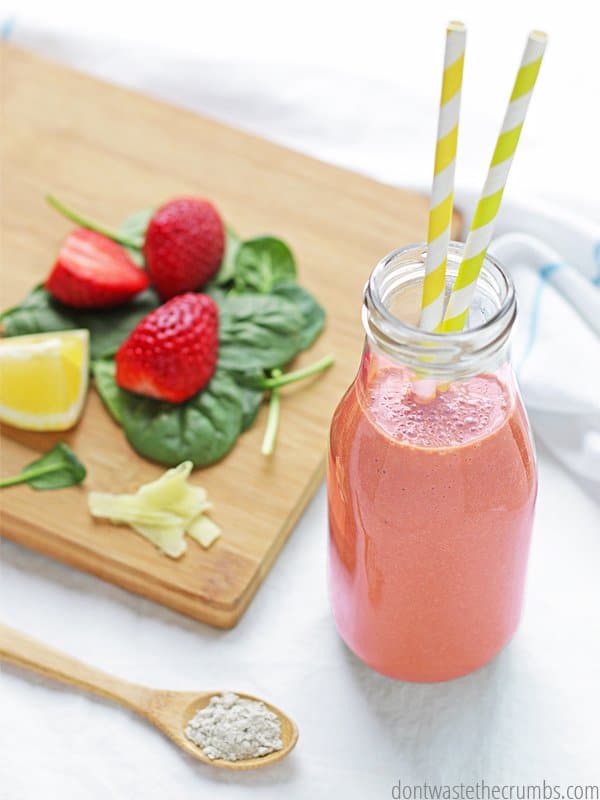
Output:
[148, 688, 299, 769]
[0, 624, 298, 770]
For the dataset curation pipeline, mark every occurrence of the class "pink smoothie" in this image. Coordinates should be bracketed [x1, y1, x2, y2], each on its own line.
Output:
[327, 359, 537, 681]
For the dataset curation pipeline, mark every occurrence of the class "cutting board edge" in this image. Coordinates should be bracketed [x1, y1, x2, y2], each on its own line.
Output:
[0, 512, 247, 629]
[0, 451, 326, 628]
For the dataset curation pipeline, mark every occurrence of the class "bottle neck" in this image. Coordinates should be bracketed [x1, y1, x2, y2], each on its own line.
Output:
[363, 242, 517, 382]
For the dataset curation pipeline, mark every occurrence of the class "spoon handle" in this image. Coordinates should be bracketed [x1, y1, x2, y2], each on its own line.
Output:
[0, 623, 150, 712]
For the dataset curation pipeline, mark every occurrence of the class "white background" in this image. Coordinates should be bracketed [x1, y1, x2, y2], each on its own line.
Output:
[1, 1, 599, 798]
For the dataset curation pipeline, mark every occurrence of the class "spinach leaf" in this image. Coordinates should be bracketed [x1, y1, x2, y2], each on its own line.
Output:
[213, 226, 241, 286]
[0, 443, 86, 490]
[119, 369, 244, 467]
[237, 384, 264, 431]
[118, 208, 153, 265]
[272, 282, 326, 350]
[217, 293, 305, 371]
[234, 236, 296, 293]
[92, 359, 123, 423]
[92, 357, 261, 460]
[204, 284, 227, 306]
[1, 286, 160, 361]
[228, 370, 265, 431]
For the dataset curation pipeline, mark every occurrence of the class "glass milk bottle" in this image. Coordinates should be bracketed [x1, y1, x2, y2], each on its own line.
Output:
[327, 243, 538, 682]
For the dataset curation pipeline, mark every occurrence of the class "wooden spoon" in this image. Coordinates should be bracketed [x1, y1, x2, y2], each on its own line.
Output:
[0, 624, 298, 770]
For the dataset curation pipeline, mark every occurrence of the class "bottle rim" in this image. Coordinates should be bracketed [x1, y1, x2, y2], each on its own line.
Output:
[363, 241, 517, 377]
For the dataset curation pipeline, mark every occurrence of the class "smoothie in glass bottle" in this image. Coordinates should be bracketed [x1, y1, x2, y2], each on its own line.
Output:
[327, 243, 537, 682]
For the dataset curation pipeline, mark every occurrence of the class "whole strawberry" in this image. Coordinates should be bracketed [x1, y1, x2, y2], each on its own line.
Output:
[115, 293, 218, 403]
[143, 197, 225, 300]
[46, 228, 149, 308]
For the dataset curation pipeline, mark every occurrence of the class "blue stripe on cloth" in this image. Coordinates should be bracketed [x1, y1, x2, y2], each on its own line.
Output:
[593, 242, 600, 286]
[517, 262, 562, 376]
[1, 16, 15, 39]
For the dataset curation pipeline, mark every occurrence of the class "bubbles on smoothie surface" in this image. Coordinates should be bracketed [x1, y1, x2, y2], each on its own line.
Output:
[367, 368, 509, 448]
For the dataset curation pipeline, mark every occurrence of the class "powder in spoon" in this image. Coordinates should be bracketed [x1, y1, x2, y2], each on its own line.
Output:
[184, 692, 283, 761]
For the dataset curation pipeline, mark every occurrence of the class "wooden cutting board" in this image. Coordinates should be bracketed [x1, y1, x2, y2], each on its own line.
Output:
[0, 45, 461, 628]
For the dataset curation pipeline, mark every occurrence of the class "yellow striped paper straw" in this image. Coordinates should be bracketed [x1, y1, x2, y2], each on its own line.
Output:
[441, 30, 547, 332]
[419, 21, 466, 331]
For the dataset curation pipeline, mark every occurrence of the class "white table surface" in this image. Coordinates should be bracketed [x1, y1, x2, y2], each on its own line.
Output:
[1, 2, 599, 797]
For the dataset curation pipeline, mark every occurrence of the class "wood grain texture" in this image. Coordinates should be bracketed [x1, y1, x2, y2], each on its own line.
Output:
[0, 45, 462, 627]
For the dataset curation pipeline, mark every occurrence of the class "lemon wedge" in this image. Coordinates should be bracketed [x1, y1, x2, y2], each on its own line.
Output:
[0, 330, 89, 431]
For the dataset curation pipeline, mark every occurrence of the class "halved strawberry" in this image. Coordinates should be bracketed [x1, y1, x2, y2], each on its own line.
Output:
[115, 293, 219, 403]
[45, 228, 150, 308]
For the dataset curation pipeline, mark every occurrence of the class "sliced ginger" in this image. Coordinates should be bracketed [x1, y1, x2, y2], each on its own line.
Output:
[187, 515, 221, 549]
[88, 461, 220, 558]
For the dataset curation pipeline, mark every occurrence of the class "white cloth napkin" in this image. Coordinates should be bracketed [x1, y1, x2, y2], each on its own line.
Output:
[487, 208, 600, 501]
